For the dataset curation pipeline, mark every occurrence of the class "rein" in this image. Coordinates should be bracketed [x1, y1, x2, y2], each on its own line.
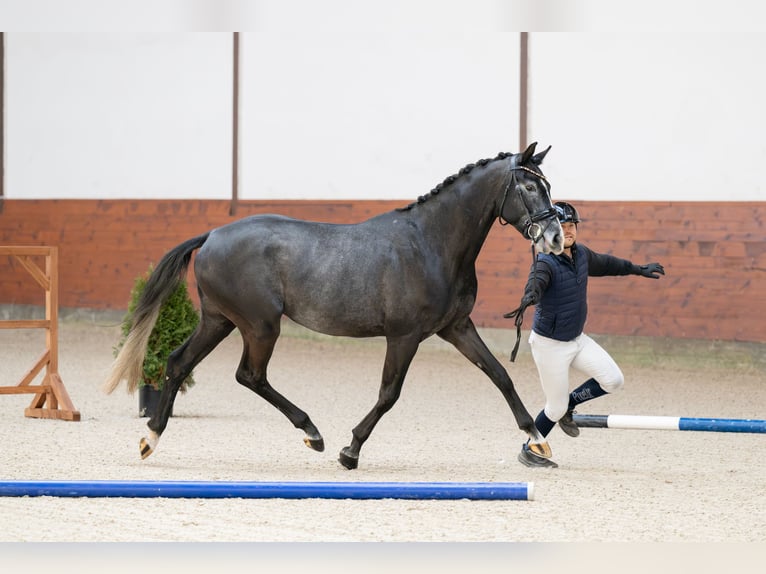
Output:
[503, 243, 538, 362]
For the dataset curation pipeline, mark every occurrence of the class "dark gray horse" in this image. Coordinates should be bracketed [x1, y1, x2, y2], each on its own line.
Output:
[105, 142, 564, 469]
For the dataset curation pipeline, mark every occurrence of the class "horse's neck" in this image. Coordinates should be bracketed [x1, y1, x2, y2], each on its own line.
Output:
[411, 169, 502, 266]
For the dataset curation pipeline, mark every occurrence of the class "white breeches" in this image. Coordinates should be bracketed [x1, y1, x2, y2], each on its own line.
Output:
[528, 331, 624, 421]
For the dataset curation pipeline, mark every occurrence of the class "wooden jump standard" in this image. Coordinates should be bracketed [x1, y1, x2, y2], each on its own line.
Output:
[0, 246, 80, 421]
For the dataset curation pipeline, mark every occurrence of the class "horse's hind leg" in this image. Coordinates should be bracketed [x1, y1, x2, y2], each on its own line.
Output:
[339, 335, 420, 470]
[236, 327, 324, 453]
[438, 317, 551, 459]
[141, 312, 235, 459]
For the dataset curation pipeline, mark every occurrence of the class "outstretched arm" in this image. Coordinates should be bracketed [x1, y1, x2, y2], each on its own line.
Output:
[583, 245, 665, 279]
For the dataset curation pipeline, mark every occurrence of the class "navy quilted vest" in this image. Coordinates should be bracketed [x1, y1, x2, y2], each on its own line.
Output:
[532, 248, 589, 341]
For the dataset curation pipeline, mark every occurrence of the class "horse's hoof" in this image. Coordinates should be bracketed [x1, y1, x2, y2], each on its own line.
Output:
[338, 448, 358, 470]
[139, 437, 154, 459]
[528, 440, 552, 459]
[303, 435, 325, 452]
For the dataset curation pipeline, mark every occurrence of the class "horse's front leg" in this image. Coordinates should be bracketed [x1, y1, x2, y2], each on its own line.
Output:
[339, 335, 420, 470]
[438, 318, 552, 459]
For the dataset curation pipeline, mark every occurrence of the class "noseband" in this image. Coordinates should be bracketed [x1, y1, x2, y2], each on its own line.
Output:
[498, 164, 557, 241]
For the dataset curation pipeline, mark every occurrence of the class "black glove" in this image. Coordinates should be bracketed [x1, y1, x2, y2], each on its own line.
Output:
[636, 262, 665, 279]
[503, 291, 537, 321]
[520, 291, 538, 308]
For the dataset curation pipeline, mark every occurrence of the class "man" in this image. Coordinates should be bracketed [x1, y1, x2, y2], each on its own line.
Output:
[516, 201, 665, 468]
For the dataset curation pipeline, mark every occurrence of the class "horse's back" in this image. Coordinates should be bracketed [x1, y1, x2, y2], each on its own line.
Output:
[193, 213, 445, 337]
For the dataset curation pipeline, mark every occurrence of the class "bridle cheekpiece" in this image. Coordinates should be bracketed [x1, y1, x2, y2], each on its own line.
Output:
[498, 164, 557, 241]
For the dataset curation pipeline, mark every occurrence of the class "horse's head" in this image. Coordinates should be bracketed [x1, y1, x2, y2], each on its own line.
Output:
[498, 142, 564, 255]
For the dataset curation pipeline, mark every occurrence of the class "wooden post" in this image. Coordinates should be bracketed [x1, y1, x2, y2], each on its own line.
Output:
[0, 246, 81, 421]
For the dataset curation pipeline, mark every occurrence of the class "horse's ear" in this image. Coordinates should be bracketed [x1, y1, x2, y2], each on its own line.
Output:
[531, 145, 551, 166]
[520, 142, 538, 165]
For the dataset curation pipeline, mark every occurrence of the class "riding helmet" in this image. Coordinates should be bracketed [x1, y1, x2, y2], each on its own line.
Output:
[554, 201, 581, 224]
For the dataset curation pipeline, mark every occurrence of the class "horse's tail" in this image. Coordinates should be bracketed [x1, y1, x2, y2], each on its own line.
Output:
[103, 232, 210, 395]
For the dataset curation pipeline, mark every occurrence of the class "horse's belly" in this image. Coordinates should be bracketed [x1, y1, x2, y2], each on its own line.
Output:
[284, 296, 388, 338]
[283, 280, 435, 338]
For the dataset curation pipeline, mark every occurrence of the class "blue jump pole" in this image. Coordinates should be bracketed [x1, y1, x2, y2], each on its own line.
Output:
[0, 480, 534, 501]
[572, 414, 766, 434]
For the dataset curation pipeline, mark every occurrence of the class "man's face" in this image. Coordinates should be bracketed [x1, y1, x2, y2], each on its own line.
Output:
[562, 221, 577, 249]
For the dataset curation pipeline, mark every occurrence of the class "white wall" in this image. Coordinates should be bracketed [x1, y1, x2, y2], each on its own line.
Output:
[5, 33, 232, 199]
[4, 30, 765, 201]
[528, 33, 766, 201]
[239, 29, 520, 199]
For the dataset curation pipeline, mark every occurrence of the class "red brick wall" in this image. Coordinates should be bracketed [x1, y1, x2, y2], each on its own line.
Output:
[1, 199, 764, 342]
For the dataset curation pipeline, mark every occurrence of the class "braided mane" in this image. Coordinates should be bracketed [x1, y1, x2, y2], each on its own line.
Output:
[396, 151, 515, 212]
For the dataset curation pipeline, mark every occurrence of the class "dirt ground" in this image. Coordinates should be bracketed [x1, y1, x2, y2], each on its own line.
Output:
[1, 318, 764, 568]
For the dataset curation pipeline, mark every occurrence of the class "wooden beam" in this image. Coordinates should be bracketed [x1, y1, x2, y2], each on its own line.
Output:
[519, 32, 529, 152]
[0, 32, 4, 214]
[230, 32, 240, 216]
[0, 320, 50, 330]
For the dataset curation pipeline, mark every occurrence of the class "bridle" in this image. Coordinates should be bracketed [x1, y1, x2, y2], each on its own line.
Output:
[498, 162, 559, 362]
[498, 164, 558, 242]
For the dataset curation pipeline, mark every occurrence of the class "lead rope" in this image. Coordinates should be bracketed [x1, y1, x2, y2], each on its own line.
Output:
[503, 243, 538, 362]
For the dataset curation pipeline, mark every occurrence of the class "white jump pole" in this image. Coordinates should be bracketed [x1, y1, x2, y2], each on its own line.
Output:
[572, 414, 766, 434]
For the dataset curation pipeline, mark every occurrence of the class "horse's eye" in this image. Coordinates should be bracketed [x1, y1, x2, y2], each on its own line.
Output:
[525, 184, 535, 192]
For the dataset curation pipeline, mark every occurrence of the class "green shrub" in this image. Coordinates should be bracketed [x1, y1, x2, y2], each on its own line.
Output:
[115, 264, 200, 391]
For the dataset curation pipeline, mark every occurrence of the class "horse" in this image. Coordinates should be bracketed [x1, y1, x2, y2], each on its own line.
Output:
[104, 142, 564, 469]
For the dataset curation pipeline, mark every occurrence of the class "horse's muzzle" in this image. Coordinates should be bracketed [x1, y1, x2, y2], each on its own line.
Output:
[535, 221, 564, 255]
